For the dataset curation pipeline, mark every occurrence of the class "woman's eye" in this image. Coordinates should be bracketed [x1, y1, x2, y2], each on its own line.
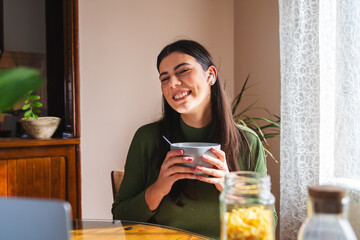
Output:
[179, 69, 189, 74]
[160, 77, 169, 82]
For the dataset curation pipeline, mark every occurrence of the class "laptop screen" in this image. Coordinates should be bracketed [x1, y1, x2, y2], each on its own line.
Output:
[0, 197, 72, 240]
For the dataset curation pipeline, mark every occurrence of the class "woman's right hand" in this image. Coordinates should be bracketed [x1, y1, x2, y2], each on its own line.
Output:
[145, 149, 196, 211]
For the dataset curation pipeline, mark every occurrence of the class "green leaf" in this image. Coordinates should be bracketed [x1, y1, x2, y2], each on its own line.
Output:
[231, 73, 281, 164]
[245, 115, 267, 143]
[33, 108, 41, 113]
[0, 68, 43, 113]
[28, 95, 40, 100]
[249, 117, 280, 128]
[263, 133, 280, 138]
[31, 102, 43, 107]
[237, 119, 247, 127]
[22, 104, 30, 110]
[32, 113, 38, 120]
[233, 101, 259, 119]
[264, 148, 278, 163]
[25, 115, 30, 120]
[25, 99, 29, 104]
[231, 73, 250, 115]
[259, 123, 280, 130]
[24, 110, 32, 117]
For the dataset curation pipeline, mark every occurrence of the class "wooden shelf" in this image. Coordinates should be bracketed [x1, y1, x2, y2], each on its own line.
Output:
[0, 137, 80, 148]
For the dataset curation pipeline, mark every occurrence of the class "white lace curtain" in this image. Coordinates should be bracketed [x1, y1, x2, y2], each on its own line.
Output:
[279, 0, 360, 239]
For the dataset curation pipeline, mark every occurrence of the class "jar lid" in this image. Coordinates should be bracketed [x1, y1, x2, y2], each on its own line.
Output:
[308, 185, 346, 200]
[308, 185, 347, 214]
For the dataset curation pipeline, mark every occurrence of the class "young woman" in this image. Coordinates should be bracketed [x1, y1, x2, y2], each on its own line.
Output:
[112, 40, 273, 239]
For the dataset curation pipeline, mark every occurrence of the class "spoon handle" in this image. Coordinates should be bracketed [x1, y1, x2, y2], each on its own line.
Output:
[162, 135, 172, 145]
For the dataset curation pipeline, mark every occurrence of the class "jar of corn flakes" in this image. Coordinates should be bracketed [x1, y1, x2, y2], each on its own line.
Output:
[220, 171, 275, 240]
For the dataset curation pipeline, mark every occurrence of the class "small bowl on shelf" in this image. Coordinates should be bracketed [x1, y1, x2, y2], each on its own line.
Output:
[19, 117, 61, 139]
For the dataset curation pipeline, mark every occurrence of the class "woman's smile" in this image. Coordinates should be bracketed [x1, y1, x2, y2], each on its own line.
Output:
[173, 90, 192, 100]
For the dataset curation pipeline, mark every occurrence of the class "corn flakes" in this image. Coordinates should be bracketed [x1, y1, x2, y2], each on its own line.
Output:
[225, 206, 273, 240]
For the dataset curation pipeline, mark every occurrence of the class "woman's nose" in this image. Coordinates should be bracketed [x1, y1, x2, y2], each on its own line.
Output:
[169, 76, 181, 88]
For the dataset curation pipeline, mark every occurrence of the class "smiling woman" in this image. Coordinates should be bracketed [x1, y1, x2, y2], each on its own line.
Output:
[159, 52, 214, 128]
[112, 39, 276, 239]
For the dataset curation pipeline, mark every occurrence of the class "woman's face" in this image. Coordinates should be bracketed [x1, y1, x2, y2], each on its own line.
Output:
[158, 52, 214, 116]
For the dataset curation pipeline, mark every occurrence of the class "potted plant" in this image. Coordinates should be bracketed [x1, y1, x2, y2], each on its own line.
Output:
[19, 91, 61, 139]
[232, 74, 280, 162]
[0, 67, 61, 139]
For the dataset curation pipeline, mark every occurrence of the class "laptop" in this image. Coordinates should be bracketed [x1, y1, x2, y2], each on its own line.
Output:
[0, 197, 72, 240]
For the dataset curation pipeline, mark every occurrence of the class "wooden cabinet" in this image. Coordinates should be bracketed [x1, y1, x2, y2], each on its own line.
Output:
[0, 0, 81, 219]
[0, 138, 81, 218]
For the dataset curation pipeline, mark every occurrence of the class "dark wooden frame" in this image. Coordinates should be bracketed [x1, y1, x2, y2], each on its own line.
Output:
[63, 0, 80, 138]
[64, 0, 81, 217]
[46, 0, 81, 212]
[0, 1, 80, 136]
[45, 0, 81, 216]
[46, 0, 80, 139]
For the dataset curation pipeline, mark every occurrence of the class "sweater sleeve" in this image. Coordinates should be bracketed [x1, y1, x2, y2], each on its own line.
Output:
[248, 131, 267, 174]
[237, 125, 267, 173]
[111, 126, 157, 221]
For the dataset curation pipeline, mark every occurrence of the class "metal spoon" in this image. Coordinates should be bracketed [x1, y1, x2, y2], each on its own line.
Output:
[162, 135, 172, 145]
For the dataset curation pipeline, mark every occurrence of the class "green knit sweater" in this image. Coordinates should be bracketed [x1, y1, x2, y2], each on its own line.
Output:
[112, 119, 273, 239]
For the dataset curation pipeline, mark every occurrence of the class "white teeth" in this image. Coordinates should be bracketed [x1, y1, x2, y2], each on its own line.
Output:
[174, 91, 189, 100]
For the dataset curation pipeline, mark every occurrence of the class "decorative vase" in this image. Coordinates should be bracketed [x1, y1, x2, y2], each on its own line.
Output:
[19, 117, 61, 139]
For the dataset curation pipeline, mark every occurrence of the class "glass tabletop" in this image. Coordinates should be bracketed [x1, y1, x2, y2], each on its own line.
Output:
[71, 219, 213, 240]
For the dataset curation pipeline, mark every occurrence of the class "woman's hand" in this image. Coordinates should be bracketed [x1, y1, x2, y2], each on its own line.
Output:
[145, 149, 196, 211]
[195, 147, 228, 192]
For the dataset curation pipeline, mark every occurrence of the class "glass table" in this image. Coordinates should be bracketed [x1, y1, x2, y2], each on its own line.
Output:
[72, 219, 213, 240]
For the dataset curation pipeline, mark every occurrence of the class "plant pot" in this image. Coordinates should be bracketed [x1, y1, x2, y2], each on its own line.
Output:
[19, 117, 61, 139]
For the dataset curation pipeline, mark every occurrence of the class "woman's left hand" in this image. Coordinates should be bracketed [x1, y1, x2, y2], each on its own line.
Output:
[195, 147, 229, 192]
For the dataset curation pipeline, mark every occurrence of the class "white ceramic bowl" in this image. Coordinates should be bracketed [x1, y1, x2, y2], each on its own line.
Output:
[19, 117, 61, 139]
[170, 142, 221, 176]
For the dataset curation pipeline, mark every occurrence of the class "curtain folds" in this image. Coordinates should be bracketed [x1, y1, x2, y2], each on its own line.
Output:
[279, 0, 360, 239]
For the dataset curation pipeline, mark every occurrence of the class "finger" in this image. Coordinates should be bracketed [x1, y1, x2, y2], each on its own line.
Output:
[166, 156, 194, 167]
[211, 147, 226, 160]
[170, 173, 196, 182]
[201, 155, 225, 170]
[162, 150, 185, 169]
[165, 149, 184, 160]
[195, 165, 225, 178]
[195, 174, 223, 185]
[165, 166, 196, 177]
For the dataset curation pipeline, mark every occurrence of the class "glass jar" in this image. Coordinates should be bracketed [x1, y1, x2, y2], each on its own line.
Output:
[220, 171, 275, 240]
[298, 185, 357, 240]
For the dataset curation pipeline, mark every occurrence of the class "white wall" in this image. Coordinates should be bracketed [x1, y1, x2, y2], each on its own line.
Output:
[79, 0, 234, 219]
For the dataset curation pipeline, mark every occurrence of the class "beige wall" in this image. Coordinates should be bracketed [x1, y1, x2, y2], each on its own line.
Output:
[234, 0, 281, 237]
[79, 0, 234, 219]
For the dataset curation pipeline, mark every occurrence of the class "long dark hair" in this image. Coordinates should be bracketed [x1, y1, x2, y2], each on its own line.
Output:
[155, 40, 252, 206]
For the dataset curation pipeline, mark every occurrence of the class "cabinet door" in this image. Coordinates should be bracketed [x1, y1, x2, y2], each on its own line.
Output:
[0, 141, 80, 218]
[0, 157, 66, 199]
